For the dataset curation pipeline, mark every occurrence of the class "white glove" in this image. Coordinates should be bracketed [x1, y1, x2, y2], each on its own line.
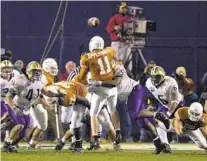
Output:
[89, 80, 102, 86]
[12, 106, 24, 116]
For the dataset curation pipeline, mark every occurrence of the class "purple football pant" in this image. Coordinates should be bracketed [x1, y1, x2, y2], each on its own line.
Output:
[1, 101, 9, 117]
[7, 107, 30, 137]
[128, 85, 155, 127]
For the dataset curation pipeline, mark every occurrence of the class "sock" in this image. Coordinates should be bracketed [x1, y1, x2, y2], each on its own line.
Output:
[116, 129, 121, 135]
[156, 127, 169, 144]
[5, 130, 9, 139]
[5, 138, 13, 144]
[61, 137, 66, 143]
[29, 139, 37, 145]
[74, 127, 81, 141]
[71, 135, 76, 143]
[115, 129, 121, 144]
[153, 136, 162, 148]
[94, 135, 99, 144]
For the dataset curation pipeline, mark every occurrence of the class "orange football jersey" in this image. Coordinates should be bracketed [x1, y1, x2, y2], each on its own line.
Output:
[79, 47, 115, 81]
[54, 81, 87, 107]
[172, 107, 207, 130]
[72, 75, 88, 86]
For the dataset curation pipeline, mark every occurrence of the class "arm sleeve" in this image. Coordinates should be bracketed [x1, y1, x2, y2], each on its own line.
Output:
[76, 95, 91, 108]
[79, 56, 89, 80]
[108, 47, 115, 59]
[106, 16, 116, 34]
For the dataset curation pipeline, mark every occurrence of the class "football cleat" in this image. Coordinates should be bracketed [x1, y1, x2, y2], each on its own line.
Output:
[87, 142, 101, 150]
[163, 143, 172, 153]
[68, 142, 75, 151]
[115, 130, 122, 145]
[55, 140, 65, 151]
[154, 112, 170, 129]
[26, 143, 37, 149]
[154, 143, 166, 155]
[113, 142, 122, 151]
[2, 142, 11, 152]
[8, 145, 18, 153]
[71, 141, 83, 153]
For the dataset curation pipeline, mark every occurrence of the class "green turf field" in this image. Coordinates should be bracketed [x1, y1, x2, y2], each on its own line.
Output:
[2, 149, 207, 161]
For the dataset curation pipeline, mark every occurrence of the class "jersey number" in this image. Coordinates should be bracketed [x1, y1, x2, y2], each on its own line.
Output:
[97, 56, 111, 75]
[158, 95, 168, 105]
[25, 89, 40, 101]
[2, 88, 9, 94]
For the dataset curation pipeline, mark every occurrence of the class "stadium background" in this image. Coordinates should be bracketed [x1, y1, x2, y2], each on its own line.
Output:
[1, 1, 207, 85]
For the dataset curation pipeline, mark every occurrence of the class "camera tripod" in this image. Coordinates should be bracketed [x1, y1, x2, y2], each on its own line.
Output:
[132, 46, 147, 80]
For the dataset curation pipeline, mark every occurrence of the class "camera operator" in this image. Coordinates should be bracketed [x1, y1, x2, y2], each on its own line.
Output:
[106, 2, 133, 74]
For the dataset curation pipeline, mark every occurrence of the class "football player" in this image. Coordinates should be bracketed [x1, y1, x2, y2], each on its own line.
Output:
[173, 102, 207, 152]
[43, 80, 90, 152]
[1, 60, 14, 139]
[77, 36, 120, 150]
[145, 66, 185, 152]
[28, 58, 63, 148]
[3, 61, 65, 152]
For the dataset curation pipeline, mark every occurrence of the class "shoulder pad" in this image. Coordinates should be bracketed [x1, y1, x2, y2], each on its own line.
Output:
[10, 74, 27, 87]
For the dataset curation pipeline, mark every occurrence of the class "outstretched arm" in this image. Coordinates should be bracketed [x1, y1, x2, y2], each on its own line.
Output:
[76, 95, 91, 108]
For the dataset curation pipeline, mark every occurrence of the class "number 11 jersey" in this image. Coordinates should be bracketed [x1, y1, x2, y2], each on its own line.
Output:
[80, 47, 115, 81]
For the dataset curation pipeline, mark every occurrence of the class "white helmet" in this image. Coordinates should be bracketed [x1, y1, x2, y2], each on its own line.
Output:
[42, 58, 58, 76]
[89, 36, 104, 52]
[188, 102, 203, 122]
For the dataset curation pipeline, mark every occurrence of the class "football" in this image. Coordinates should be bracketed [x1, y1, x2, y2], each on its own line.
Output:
[87, 17, 100, 27]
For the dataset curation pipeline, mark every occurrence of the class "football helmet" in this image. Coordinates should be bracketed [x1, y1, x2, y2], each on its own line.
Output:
[26, 61, 42, 81]
[42, 58, 58, 76]
[150, 66, 166, 86]
[89, 36, 104, 52]
[144, 63, 156, 75]
[188, 102, 203, 122]
[0, 60, 13, 78]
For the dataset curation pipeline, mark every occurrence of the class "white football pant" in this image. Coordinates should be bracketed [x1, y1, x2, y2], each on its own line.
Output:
[90, 86, 117, 117]
[61, 106, 73, 124]
[30, 104, 48, 131]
